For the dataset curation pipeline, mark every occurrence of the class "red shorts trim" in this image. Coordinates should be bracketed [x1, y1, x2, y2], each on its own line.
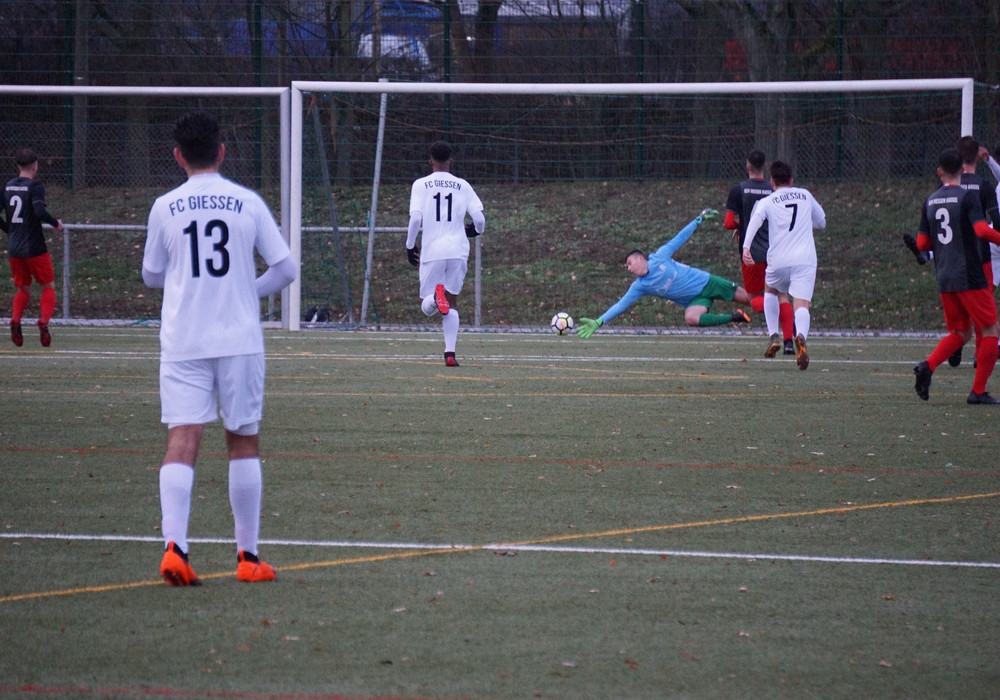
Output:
[940, 287, 999, 333]
[9, 253, 55, 287]
[741, 260, 766, 296]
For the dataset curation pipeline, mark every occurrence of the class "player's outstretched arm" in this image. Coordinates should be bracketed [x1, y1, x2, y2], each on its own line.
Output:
[577, 317, 603, 339]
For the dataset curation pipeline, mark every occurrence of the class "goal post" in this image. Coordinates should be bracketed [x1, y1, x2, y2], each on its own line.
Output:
[288, 78, 975, 332]
[0, 84, 293, 325]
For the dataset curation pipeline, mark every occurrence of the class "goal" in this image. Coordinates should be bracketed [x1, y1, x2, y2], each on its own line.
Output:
[288, 78, 975, 332]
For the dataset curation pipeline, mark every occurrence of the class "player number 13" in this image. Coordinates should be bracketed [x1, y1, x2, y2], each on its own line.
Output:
[182, 219, 231, 278]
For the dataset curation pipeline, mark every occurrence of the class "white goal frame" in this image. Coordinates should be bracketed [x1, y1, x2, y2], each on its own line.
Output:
[288, 78, 974, 331]
[0, 85, 292, 325]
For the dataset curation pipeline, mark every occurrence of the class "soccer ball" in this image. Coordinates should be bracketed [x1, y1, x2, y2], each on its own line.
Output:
[550, 312, 574, 335]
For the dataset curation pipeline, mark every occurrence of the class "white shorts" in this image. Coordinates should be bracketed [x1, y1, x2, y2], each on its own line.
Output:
[419, 258, 468, 299]
[765, 264, 816, 302]
[159, 354, 265, 435]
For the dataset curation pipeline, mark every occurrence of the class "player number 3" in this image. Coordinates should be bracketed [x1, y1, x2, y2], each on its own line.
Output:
[934, 207, 953, 245]
[182, 219, 231, 278]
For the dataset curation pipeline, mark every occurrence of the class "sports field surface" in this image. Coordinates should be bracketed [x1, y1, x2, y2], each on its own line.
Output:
[1, 326, 998, 699]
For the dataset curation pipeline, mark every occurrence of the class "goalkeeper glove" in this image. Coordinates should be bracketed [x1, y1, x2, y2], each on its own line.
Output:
[576, 317, 603, 339]
[465, 222, 481, 238]
[406, 245, 420, 267]
[695, 208, 719, 224]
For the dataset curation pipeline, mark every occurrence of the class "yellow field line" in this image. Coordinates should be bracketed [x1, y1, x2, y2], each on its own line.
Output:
[3, 492, 996, 604]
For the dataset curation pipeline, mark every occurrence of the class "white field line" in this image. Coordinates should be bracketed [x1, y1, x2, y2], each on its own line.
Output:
[3, 532, 997, 569]
[23, 347, 929, 366]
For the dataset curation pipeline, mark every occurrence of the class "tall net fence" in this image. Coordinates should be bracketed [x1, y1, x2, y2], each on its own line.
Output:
[0, 82, 991, 332]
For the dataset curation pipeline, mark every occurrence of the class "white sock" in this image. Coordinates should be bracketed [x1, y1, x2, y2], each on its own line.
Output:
[421, 295, 437, 316]
[442, 309, 459, 353]
[229, 457, 262, 555]
[763, 293, 780, 337]
[794, 307, 811, 340]
[159, 462, 194, 553]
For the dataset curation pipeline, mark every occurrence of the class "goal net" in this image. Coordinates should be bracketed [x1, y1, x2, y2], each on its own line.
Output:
[0, 85, 289, 325]
[290, 79, 977, 333]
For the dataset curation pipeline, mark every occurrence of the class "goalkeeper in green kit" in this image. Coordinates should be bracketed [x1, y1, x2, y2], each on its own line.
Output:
[577, 209, 753, 338]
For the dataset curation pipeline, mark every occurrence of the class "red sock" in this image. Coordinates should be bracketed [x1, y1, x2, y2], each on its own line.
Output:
[39, 287, 56, 324]
[750, 295, 764, 314]
[972, 336, 999, 394]
[11, 289, 29, 321]
[779, 302, 794, 340]
[927, 332, 966, 371]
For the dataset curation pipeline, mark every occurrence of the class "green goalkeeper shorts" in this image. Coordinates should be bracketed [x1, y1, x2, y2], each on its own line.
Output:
[687, 274, 738, 310]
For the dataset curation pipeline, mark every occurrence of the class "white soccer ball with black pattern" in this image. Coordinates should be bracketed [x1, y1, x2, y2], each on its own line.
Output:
[550, 312, 574, 335]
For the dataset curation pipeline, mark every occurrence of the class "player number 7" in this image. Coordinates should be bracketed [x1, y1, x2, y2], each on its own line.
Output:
[784, 203, 798, 231]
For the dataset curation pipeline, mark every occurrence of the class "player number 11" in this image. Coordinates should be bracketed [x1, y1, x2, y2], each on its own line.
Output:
[434, 192, 453, 222]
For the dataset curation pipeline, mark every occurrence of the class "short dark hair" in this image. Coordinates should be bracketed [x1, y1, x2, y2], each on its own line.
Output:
[14, 147, 38, 168]
[938, 147, 962, 176]
[746, 149, 766, 171]
[429, 140, 452, 163]
[770, 160, 793, 186]
[174, 111, 221, 169]
[956, 135, 979, 165]
[625, 249, 645, 265]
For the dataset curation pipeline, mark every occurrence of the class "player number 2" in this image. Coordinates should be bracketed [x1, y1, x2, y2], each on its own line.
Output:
[7, 195, 24, 224]
[182, 219, 231, 278]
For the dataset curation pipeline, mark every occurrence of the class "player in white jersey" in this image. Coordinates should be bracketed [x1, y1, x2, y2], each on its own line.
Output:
[406, 141, 485, 366]
[142, 111, 297, 586]
[743, 160, 826, 370]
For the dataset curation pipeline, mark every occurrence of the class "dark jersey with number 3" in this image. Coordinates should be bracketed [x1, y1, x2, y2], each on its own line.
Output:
[2, 176, 58, 258]
[919, 183, 988, 292]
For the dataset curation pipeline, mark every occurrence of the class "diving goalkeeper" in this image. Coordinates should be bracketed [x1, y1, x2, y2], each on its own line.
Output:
[576, 209, 752, 338]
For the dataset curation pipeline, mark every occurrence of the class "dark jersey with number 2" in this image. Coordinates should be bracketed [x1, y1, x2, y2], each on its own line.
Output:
[919, 183, 988, 292]
[2, 176, 58, 258]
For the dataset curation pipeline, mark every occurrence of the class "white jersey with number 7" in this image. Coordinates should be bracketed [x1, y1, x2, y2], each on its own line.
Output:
[744, 186, 826, 269]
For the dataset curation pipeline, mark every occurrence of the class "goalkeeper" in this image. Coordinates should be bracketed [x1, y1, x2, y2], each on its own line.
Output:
[577, 209, 752, 338]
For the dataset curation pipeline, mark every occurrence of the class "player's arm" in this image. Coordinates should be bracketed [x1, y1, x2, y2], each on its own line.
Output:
[255, 254, 298, 297]
[465, 209, 485, 237]
[405, 212, 422, 266]
[742, 210, 765, 264]
[659, 210, 715, 259]
[973, 220, 1000, 246]
[578, 285, 643, 338]
[30, 183, 62, 232]
[984, 153, 1000, 183]
[723, 210, 739, 230]
[141, 266, 165, 289]
[811, 198, 827, 230]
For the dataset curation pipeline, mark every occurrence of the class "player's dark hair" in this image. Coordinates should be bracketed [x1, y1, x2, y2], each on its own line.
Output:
[938, 147, 962, 176]
[770, 160, 793, 186]
[747, 149, 766, 171]
[625, 249, 645, 264]
[429, 140, 452, 163]
[956, 135, 979, 165]
[174, 111, 222, 169]
[14, 147, 38, 168]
